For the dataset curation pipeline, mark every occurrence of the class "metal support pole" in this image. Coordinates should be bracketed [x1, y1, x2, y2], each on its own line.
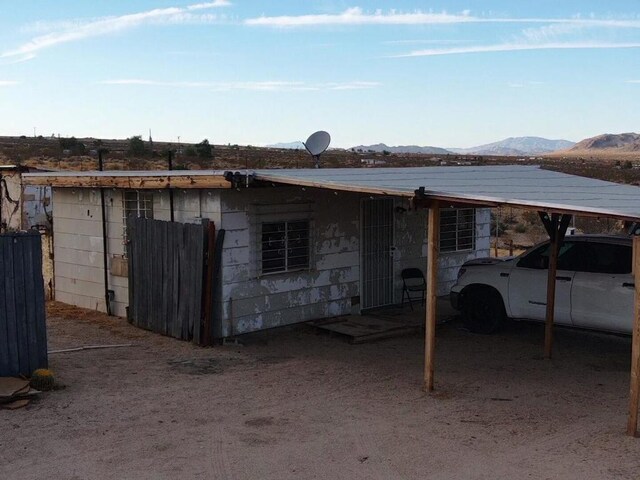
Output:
[98, 150, 112, 316]
[168, 150, 175, 222]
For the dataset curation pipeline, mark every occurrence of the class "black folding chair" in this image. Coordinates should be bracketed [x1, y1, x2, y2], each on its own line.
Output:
[401, 268, 426, 311]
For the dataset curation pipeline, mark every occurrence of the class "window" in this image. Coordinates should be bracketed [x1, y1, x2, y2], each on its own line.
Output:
[123, 191, 154, 222]
[517, 241, 589, 271]
[587, 243, 632, 274]
[516, 241, 632, 274]
[122, 191, 154, 242]
[440, 209, 475, 252]
[261, 220, 310, 274]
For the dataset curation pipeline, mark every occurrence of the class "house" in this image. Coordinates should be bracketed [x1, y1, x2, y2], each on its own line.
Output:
[22, 165, 640, 436]
[360, 158, 387, 166]
[0, 165, 52, 232]
[22, 167, 492, 338]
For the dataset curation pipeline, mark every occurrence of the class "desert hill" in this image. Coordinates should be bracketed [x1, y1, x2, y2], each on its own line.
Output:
[569, 132, 640, 152]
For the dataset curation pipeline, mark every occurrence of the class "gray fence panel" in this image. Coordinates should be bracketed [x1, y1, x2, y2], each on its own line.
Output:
[127, 217, 207, 343]
[0, 232, 48, 377]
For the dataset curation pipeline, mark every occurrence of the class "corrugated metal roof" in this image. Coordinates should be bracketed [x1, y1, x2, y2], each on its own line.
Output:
[22, 165, 640, 221]
[254, 166, 640, 221]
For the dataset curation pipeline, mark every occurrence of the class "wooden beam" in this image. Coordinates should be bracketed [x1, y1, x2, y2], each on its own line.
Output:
[412, 198, 491, 210]
[544, 214, 559, 360]
[22, 175, 231, 189]
[539, 212, 572, 359]
[424, 201, 440, 392]
[628, 235, 640, 436]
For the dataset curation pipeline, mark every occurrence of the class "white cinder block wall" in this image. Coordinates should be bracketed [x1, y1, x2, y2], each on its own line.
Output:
[52, 188, 221, 317]
[219, 187, 362, 337]
[218, 187, 491, 336]
[52, 186, 489, 336]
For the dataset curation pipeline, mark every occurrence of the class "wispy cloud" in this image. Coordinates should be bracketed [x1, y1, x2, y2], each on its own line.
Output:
[2, 1, 231, 60]
[246, 7, 640, 28]
[395, 42, 640, 57]
[0, 80, 19, 86]
[382, 39, 469, 45]
[245, 8, 478, 27]
[626, 80, 640, 83]
[101, 79, 380, 91]
[520, 23, 584, 43]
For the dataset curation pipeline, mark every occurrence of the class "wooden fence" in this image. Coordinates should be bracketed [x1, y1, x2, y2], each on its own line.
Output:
[127, 217, 210, 344]
[0, 232, 48, 377]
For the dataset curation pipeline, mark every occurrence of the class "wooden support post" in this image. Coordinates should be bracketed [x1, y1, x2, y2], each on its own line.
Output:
[424, 202, 439, 392]
[627, 235, 640, 436]
[538, 212, 572, 359]
[544, 225, 559, 359]
[202, 222, 216, 347]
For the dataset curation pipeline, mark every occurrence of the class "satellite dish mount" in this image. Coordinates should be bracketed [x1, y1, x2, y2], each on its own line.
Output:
[303, 131, 331, 168]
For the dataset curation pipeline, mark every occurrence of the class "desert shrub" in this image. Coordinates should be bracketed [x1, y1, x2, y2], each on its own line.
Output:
[521, 210, 539, 225]
[128, 135, 146, 156]
[196, 139, 213, 158]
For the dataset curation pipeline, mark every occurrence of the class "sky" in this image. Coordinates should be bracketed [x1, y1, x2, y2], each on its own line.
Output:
[1, 1, 639, 148]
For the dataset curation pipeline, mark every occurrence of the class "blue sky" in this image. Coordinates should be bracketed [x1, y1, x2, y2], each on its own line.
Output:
[1, 1, 639, 148]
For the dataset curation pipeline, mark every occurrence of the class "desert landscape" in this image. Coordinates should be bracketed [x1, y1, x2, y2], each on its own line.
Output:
[2, 302, 640, 479]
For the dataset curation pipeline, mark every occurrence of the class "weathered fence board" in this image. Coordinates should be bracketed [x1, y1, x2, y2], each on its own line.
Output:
[0, 232, 48, 377]
[127, 217, 207, 343]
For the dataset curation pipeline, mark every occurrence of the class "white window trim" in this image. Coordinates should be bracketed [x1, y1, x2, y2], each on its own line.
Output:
[440, 208, 476, 253]
[250, 202, 315, 278]
[122, 190, 154, 246]
[260, 219, 311, 276]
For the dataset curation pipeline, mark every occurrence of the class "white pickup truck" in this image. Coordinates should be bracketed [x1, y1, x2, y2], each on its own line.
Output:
[450, 235, 635, 334]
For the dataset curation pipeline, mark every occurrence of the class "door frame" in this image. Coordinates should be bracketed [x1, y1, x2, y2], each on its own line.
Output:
[359, 197, 395, 310]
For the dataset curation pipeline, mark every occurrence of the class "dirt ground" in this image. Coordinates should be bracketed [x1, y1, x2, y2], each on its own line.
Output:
[2, 303, 640, 480]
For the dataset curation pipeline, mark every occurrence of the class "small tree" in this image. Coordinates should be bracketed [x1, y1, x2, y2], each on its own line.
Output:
[59, 136, 86, 155]
[128, 135, 146, 156]
[196, 139, 213, 158]
[184, 146, 197, 157]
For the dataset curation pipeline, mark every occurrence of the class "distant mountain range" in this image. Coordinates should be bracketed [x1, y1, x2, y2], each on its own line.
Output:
[268, 133, 640, 157]
[266, 141, 306, 150]
[350, 143, 451, 155]
[348, 137, 575, 156]
[448, 137, 575, 156]
[569, 132, 640, 153]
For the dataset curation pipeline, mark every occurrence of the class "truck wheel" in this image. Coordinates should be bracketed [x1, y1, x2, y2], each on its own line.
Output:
[462, 287, 505, 334]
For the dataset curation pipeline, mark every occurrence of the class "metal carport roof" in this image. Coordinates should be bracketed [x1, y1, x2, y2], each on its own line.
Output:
[253, 165, 640, 222]
[252, 165, 640, 436]
[21, 163, 640, 435]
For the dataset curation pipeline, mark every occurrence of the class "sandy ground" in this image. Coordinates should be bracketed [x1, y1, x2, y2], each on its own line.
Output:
[2, 303, 640, 480]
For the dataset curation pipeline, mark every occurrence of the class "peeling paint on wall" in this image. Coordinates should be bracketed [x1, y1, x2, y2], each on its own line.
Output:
[51, 185, 490, 337]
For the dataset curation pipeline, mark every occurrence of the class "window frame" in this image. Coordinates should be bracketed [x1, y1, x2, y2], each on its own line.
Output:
[122, 190, 154, 245]
[259, 219, 311, 275]
[439, 208, 476, 253]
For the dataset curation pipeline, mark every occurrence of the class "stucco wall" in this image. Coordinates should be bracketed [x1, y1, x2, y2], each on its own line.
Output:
[0, 171, 51, 231]
[0, 171, 23, 231]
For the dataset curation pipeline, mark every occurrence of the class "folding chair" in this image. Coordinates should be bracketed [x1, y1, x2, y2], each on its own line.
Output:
[401, 268, 426, 311]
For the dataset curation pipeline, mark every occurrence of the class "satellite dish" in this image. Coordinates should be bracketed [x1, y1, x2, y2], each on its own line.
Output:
[303, 131, 330, 168]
